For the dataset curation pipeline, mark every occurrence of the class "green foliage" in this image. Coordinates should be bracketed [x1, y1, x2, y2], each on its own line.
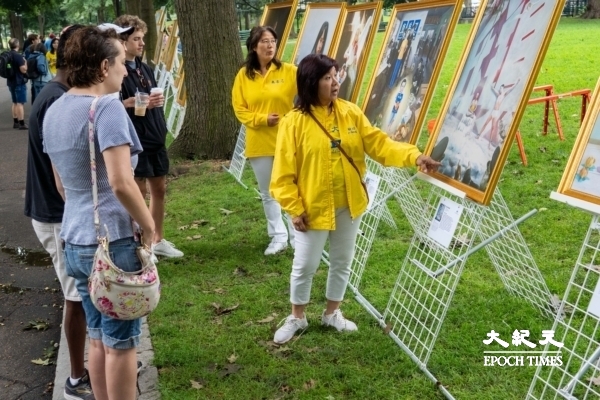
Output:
[60, 0, 114, 25]
[0, 0, 46, 14]
[383, 0, 418, 9]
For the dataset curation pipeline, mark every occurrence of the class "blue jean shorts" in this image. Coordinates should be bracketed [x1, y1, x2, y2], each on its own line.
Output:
[9, 84, 27, 104]
[64, 237, 142, 349]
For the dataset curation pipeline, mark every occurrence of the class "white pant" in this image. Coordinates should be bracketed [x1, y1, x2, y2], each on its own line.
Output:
[249, 156, 294, 244]
[290, 208, 363, 305]
[31, 219, 81, 302]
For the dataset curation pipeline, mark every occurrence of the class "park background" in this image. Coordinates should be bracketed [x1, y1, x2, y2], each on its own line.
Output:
[2, 0, 600, 399]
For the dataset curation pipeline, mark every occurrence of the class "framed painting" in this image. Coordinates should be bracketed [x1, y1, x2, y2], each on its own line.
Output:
[291, 2, 346, 66]
[328, 2, 382, 103]
[424, 0, 566, 205]
[260, 0, 299, 60]
[557, 77, 600, 206]
[361, 0, 461, 144]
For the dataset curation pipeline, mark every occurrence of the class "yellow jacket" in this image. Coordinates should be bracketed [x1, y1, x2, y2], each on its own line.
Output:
[231, 62, 297, 158]
[270, 99, 422, 230]
[47, 51, 57, 75]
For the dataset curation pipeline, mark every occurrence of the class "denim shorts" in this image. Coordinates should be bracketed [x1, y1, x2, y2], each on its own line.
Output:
[64, 237, 142, 349]
[9, 84, 27, 104]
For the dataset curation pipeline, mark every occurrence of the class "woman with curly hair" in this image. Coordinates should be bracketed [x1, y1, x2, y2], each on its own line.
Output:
[43, 26, 155, 400]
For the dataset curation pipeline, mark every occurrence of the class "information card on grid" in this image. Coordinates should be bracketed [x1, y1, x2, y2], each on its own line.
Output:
[427, 197, 464, 248]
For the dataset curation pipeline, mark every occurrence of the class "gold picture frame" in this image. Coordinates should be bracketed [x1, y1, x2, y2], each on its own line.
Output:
[424, 0, 566, 205]
[164, 20, 179, 72]
[361, 0, 461, 144]
[328, 1, 383, 103]
[290, 2, 346, 66]
[176, 69, 186, 107]
[557, 77, 600, 205]
[259, 0, 299, 60]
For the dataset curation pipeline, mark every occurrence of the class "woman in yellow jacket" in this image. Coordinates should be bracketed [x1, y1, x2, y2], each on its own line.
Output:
[232, 26, 297, 256]
[46, 37, 58, 77]
[270, 54, 440, 344]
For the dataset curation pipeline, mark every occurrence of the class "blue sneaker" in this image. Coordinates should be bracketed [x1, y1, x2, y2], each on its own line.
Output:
[64, 369, 94, 400]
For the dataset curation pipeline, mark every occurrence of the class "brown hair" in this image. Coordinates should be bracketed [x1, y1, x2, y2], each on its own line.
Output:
[27, 33, 39, 42]
[114, 14, 148, 40]
[8, 38, 19, 50]
[63, 26, 121, 88]
[31, 42, 46, 55]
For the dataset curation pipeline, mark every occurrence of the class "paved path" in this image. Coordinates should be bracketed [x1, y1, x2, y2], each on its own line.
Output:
[0, 84, 159, 399]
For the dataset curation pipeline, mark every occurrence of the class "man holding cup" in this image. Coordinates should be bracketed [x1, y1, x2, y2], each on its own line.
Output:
[115, 15, 184, 259]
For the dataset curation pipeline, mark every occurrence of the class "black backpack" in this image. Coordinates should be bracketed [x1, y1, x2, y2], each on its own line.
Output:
[26, 55, 41, 80]
[0, 51, 15, 79]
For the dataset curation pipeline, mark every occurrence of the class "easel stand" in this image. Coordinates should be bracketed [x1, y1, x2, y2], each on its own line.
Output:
[528, 193, 600, 400]
[347, 175, 553, 399]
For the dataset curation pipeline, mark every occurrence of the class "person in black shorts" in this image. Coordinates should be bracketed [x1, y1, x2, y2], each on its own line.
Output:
[114, 15, 183, 259]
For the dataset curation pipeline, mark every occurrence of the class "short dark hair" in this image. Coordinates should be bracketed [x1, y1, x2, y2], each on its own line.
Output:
[56, 25, 84, 70]
[9, 38, 19, 50]
[63, 26, 121, 88]
[242, 26, 281, 80]
[31, 42, 46, 54]
[27, 33, 39, 42]
[295, 54, 338, 114]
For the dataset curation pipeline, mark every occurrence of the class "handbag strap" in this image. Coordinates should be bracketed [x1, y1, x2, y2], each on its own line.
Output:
[306, 109, 364, 183]
[88, 96, 102, 240]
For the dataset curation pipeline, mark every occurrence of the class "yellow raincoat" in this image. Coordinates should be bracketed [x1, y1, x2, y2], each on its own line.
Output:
[270, 99, 422, 230]
[231, 62, 297, 158]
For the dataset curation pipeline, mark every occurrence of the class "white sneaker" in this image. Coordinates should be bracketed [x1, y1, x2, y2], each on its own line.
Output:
[274, 314, 308, 344]
[264, 241, 287, 256]
[151, 253, 159, 264]
[321, 309, 358, 332]
[152, 239, 184, 258]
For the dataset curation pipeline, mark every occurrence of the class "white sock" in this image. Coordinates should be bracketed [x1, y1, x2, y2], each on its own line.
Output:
[69, 376, 81, 386]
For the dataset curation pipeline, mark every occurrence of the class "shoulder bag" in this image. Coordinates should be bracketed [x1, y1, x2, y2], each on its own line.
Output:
[87, 96, 161, 320]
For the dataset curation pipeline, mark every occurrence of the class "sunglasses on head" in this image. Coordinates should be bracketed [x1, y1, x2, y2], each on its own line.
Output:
[136, 68, 147, 88]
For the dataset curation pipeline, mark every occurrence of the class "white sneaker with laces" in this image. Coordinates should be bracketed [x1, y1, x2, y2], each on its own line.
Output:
[321, 309, 358, 332]
[264, 241, 287, 256]
[152, 239, 184, 258]
[273, 314, 308, 344]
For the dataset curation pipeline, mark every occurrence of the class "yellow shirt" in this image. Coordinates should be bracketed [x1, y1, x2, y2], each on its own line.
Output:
[270, 99, 422, 230]
[313, 107, 348, 208]
[46, 51, 57, 75]
[231, 62, 297, 158]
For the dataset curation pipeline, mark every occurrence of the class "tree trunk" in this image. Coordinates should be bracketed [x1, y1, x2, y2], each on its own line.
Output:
[9, 12, 24, 48]
[140, 0, 156, 67]
[582, 0, 600, 18]
[37, 14, 45, 37]
[170, 0, 243, 160]
[113, 0, 122, 17]
[125, 0, 141, 16]
[98, 1, 106, 23]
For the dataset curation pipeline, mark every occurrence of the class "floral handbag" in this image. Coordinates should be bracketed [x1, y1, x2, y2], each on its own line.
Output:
[86, 96, 160, 320]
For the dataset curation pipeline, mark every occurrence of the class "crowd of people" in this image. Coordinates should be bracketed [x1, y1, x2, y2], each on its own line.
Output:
[6, 17, 439, 400]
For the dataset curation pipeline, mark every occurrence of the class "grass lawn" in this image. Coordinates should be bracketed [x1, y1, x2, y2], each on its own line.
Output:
[153, 18, 600, 399]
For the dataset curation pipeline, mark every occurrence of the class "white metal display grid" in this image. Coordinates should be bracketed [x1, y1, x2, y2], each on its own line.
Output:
[479, 189, 555, 319]
[222, 125, 249, 189]
[382, 184, 485, 366]
[527, 214, 600, 400]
